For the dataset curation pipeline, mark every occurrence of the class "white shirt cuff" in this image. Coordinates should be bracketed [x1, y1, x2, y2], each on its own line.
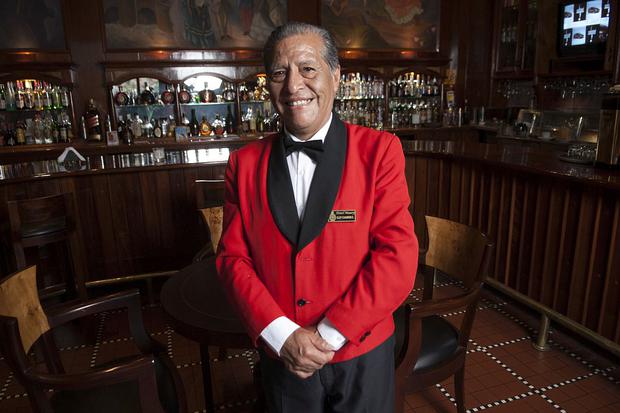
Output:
[317, 317, 348, 351]
[259, 316, 301, 356]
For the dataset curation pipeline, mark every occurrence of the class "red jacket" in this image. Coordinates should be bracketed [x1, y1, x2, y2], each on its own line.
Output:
[216, 116, 418, 362]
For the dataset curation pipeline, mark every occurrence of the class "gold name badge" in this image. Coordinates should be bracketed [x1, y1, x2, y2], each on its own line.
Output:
[328, 210, 356, 223]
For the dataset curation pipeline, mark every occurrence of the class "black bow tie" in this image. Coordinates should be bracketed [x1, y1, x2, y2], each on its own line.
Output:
[282, 135, 324, 163]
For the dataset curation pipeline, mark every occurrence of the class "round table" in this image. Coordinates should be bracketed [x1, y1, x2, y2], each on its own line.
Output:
[160, 256, 255, 412]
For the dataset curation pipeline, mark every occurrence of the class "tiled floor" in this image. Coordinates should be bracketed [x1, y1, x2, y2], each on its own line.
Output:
[0, 275, 618, 413]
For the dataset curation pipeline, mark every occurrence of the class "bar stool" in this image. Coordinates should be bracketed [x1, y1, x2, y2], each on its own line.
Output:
[5, 193, 88, 301]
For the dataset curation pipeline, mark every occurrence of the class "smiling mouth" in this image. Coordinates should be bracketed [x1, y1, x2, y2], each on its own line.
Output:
[286, 98, 313, 107]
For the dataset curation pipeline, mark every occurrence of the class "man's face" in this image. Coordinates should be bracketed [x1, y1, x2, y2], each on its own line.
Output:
[266, 33, 340, 140]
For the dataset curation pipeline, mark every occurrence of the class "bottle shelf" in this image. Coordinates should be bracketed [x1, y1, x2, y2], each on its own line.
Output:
[1, 107, 70, 113]
[240, 100, 270, 104]
[336, 97, 385, 101]
[180, 102, 235, 106]
[115, 104, 175, 109]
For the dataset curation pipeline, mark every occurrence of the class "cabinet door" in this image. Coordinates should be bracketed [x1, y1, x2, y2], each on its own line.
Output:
[520, 0, 538, 72]
[495, 0, 538, 74]
[495, 0, 521, 72]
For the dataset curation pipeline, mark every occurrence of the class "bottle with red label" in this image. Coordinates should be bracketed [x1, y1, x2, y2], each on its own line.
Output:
[85, 98, 102, 141]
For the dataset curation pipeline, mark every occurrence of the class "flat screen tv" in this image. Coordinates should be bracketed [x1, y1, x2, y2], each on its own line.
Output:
[558, 0, 611, 57]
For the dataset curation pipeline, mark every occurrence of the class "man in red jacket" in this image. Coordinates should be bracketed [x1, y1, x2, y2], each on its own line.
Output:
[216, 21, 418, 413]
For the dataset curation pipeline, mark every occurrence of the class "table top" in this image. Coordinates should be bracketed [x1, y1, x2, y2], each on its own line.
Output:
[160, 256, 252, 349]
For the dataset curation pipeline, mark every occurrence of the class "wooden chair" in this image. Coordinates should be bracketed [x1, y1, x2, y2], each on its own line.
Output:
[5, 193, 88, 301]
[193, 179, 225, 262]
[0, 266, 187, 413]
[394, 216, 493, 413]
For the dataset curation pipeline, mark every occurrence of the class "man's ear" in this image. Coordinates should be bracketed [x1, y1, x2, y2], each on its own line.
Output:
[332, 65, 341, 92]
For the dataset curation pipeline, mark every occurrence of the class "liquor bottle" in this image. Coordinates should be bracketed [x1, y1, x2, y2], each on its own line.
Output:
[142, 117, 153, 138]
[85, 99, 102, 141]
[80, 115, 87, 140]
[190, 109, 199, 136]
[225, 105, 235, 134]
[248, 107, 256, 133]
[161, 117, 169, 137]
[118, 115, 134, 145]
[153, 118, 163, 138]
[25, 81, 35, 110]
[48, 113, 59, 144]
[114, 86, 129, 106]
[15, 81, 25, 110]
[239, 84, 250, 101]
[222, 82, 236, 102]
[0, 84, 6, 110]
[60, 87, 70, 108]
[199, 82, 216, 103]
[34, 81, 44, 110]
[199, 116, 211, 136]
[44, 82, 53, 109]
[256, 108, 264, 133]
[65, 113, 74, 141]
[167, 115, 176, 138]
[161, 86, 175, 105]
[33, 113, 44, 144]
[15, 121, 26, 145]
[140, 82, 156, 105]
[178, 85, 192, 104]
[132, 114, 143, 138]
[59, 113, 69, 143]
[212, 113, 225, 136]
[6, 82, 16, 111]
[105, 114, 112, 133]
[6, 127, 16, 146]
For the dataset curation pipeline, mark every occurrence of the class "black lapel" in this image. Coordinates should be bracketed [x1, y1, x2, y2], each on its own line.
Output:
[267, 133, 300, 246]
[297, 115, 348, 251]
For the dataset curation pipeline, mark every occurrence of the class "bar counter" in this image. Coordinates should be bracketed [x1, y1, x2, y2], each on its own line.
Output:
[403, 139, 620, 349]
[402, 139, 620, 190]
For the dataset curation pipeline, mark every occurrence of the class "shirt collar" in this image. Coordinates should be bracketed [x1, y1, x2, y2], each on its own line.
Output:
[284, 113, 333, 143]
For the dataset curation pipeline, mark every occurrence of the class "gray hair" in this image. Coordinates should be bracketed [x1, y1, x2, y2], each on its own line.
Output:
[263, 22, 340, 74]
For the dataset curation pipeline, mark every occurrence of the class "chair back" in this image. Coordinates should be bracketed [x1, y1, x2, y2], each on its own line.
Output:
[195, 179, 226, 209]
[424, 215, 491, 289]
[7, 193, 72, 243]
[0, 266, 50, 353]
[195, 179, 225, 254]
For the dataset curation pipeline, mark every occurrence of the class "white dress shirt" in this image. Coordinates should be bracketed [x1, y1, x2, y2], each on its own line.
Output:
[259, 114, 348, 355]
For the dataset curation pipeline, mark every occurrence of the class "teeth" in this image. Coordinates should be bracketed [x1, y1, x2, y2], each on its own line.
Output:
[287, 99, 312, 106]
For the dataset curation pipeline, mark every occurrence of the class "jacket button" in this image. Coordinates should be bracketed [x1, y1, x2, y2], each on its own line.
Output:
[297, 299, 307, 307]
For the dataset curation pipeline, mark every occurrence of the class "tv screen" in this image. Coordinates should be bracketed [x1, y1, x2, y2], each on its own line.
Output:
[559, 0, 610, 56]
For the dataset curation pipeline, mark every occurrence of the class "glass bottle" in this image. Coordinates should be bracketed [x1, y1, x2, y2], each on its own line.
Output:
[140, 82, 156, 105]
[212, 113, 225, 136]
[199, 115, 211, 136]
[60, 87, 70, 108]
[114, 85, 129, 106]
[15, 121, 26, 145]
[161, 86, 175, 105]
[190, 109, 199, 136]
[0, 84, 6, 110]
[256, 108, 264, 133]
[225, 104, 235, 134]
[223, 82, 236, 102]
[153, 118, 163, 138]
[178, 85, 191, 104]
[85, 98, 102, 141]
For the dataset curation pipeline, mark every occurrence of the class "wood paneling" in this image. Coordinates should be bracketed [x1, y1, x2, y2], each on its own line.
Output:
[0, 163, 226, 282]
[406, 152, 620, 346]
